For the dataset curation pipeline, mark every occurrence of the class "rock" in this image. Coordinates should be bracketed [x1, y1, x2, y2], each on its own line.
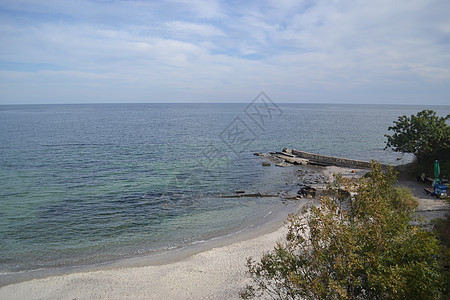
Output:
[262, 162, 271, 166]
[254, 152, 264, 156]
[276, 162, 293, 167]
[297, 185, 316, 197]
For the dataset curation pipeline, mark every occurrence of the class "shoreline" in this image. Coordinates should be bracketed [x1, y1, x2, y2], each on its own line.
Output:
[0, 200, 302, 287]
[0, 199, 314, 300]
[0, 158, 323, 288]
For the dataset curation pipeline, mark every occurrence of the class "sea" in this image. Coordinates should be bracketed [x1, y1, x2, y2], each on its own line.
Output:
[1, 102, 449, 283]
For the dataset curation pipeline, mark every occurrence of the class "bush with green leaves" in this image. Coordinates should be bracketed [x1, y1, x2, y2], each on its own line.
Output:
[240, 163, 445, 299]
[385, 110, 450, 175]
[385, 110, 449, 160]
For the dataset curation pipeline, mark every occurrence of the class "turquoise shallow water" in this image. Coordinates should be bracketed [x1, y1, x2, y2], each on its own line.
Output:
[1, 103, 449, 276]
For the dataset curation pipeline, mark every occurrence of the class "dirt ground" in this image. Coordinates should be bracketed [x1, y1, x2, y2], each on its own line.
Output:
[397, 177, 449, 224]
[321, 164, 449, 226]
[394, 163, 449, 225]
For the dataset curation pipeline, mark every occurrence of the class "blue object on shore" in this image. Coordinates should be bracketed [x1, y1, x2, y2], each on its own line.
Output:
[434, 184, 448, 197]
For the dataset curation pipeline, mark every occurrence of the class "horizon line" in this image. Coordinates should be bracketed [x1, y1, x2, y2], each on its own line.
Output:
[1, 102, 450, 107]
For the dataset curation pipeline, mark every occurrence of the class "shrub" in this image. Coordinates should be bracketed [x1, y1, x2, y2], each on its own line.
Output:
[241, 162, 445, 299]
[385, 110, 450, 176]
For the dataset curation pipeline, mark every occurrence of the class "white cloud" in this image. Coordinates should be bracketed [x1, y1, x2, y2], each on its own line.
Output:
[0, 0, 449, 104]
[166, 0, 225, 19]
[165, 21, 226, 37]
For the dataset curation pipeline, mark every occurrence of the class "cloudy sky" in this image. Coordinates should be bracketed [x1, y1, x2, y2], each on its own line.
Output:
[0, 0, 449, 104]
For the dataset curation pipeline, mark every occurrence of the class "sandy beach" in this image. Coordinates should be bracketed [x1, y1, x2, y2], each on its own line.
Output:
[0, 218, 291, 300]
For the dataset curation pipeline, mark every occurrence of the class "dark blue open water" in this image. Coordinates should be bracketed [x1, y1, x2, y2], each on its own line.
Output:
[1, 103, 449, 278]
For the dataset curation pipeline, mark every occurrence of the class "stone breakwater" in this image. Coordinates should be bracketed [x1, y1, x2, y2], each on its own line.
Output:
[291, 149, 378, 169]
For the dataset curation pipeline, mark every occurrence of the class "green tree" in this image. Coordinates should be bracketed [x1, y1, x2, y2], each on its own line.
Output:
[240, 163, 445, 299]
[384, 110, 450, 164]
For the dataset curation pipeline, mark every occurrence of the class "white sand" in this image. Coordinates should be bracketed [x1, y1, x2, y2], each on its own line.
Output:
[0, 224, 289, 300]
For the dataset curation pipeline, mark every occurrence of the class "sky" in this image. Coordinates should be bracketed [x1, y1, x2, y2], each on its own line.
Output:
[0, 0, 449, 105]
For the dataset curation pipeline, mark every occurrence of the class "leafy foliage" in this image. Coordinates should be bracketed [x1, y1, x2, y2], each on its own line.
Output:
[384, 110, 450, 163]
[433, 214, 450, 297]
[241, 163, 445, 299]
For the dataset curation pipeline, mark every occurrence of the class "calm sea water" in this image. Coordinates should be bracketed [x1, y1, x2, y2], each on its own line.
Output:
[1, 103, 449, 277]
